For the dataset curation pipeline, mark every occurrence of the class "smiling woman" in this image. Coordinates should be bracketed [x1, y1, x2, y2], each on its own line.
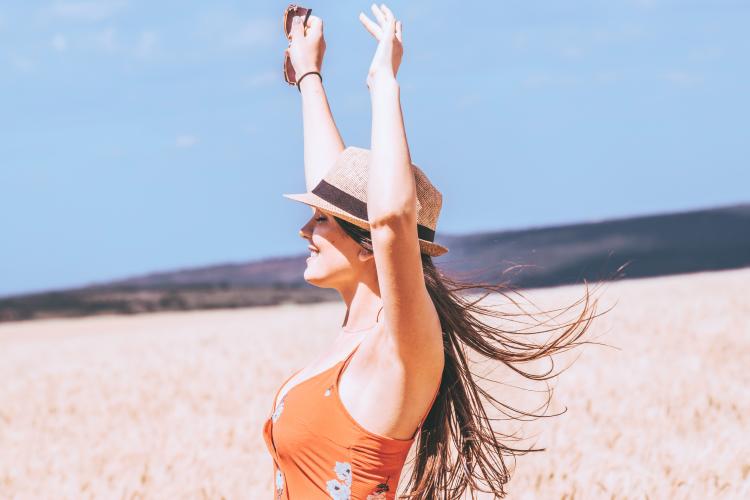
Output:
[266, 3, 615, 499]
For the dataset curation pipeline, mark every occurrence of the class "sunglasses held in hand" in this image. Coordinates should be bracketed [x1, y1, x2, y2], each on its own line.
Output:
[283, 4, 313, 86]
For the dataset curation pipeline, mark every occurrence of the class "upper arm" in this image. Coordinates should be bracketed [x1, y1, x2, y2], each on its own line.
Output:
[369, 208, 442, 365]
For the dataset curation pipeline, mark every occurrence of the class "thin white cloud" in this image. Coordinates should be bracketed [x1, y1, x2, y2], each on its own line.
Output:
[51, 34, 68, 52]
[134, 31, 158, 58]
[176, 135, 199, 149]
[8, 53, 35, 72]
[91, 27, 117, 52]
[42, 0, 128, 22]
[661, 70, 703, 86]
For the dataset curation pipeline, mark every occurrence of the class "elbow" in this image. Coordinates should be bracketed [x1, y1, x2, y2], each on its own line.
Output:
[368, 204, 417, 230]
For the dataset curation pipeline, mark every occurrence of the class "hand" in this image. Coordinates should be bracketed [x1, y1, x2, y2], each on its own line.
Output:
[359, 3, 403, 87]
[286, 14, 325, 77]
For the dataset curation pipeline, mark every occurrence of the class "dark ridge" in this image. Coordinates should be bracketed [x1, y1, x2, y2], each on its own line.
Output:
[1, 202, 748, 323]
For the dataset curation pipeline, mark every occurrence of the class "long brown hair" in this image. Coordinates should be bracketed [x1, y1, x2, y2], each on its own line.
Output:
[332, 215, 621, 499]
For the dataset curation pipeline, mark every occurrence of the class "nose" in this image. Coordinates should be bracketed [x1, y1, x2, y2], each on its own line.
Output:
[299, 218, 314, 240]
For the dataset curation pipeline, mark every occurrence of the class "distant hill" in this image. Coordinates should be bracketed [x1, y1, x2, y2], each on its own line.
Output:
[1, 202, 748, 323]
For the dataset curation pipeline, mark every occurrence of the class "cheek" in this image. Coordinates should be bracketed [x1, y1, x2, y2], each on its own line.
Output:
[314, 234, 358, 264]
[314, 225, 345, 248]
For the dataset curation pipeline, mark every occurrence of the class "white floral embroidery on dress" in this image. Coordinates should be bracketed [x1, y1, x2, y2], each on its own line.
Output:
[325, 461, 352, 499]
[272, 396, 285, 423]
[275, 468, 284, 498]
[324, 385, 332, 397]
[366, 491, 387, 500]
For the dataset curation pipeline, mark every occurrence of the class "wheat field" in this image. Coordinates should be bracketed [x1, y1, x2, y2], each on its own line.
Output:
[1, 268, 748, 499]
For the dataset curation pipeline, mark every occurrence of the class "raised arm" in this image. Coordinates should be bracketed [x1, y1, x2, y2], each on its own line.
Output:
[287, 14, 345, 191]
[359, 4, 442, 362]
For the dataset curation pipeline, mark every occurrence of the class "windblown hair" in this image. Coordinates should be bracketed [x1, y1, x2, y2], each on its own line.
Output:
[332, 215, 621, 499]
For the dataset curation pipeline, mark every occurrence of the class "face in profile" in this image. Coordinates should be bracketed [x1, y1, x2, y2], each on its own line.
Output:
[298, 206, 373, 288]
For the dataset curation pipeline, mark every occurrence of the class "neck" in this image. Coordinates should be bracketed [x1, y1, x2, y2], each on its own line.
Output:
[338, 280, 383, 333]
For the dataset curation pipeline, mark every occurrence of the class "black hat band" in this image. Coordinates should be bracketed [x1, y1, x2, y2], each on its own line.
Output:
[312, 179, 436, 243]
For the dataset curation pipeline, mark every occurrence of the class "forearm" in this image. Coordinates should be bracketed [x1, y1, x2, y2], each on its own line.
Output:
[367, 75, 416, 223]
[299, 75, 345, 192]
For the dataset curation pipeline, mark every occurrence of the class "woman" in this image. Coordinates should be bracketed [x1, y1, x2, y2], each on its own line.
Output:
[263, 4, 610, 499]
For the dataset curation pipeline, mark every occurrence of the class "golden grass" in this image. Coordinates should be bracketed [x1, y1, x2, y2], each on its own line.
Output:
[0, 267, 748, 499]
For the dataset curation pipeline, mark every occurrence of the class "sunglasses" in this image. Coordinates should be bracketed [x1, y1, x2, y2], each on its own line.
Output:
[283, 4, 313, 86]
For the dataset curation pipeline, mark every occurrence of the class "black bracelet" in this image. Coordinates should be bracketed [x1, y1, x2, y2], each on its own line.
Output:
[296, 71, 322, 91]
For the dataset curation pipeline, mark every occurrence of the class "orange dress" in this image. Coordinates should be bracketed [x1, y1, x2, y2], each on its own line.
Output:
[262, 337, 440, 499]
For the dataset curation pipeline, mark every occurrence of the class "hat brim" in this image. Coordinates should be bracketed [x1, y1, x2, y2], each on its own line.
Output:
[282, 192, 449, 257]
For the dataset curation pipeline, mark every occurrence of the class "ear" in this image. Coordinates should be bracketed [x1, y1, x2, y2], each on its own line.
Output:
[357, 247, 374, 262]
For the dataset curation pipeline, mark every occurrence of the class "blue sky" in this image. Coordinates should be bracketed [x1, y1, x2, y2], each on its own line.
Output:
[0, 0, 748, 298]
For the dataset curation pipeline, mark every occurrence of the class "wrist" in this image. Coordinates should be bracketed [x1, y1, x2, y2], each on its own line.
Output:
[297, 70, 322, 92]
[367, 72, 398, 91]
[367, 74, 399, 96]
[297, 66, 321, 77]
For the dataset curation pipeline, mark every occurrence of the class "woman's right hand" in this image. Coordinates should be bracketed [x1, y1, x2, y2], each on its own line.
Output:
[286, 14, 325, 77]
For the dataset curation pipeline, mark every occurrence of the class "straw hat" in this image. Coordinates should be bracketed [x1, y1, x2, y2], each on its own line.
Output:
[282, 146, 449, 256]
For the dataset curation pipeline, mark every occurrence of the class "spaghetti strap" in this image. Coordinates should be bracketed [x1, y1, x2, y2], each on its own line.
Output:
[272, 335, 367, 412]
[272, 367, 302, 410]
[338, 338, 365, 375]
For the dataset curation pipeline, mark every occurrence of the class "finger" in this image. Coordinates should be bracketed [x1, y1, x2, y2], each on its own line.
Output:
[370, 3, 387, 26]
[358, 12, 382, 40]
[378, 4, 396, 35]
[380, 3, 394, 22]
[290, 15, 305, 39]
[307, 15, 323, 36]
[307, 15, 322, 31]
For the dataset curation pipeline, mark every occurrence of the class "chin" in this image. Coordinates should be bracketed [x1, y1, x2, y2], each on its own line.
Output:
[303, 263, 339, 289]
[303, 265, 325, 287]
[303, 275, 334, 289]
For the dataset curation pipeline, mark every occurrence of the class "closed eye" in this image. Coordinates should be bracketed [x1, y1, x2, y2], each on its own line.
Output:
[315, 216, 326, 222]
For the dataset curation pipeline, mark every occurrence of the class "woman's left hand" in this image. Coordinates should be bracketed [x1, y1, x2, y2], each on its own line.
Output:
[359, 3, 403, 87]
